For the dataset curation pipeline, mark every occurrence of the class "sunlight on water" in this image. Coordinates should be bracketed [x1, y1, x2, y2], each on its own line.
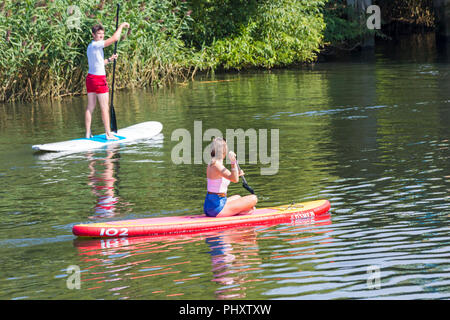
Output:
[0, 39, 449, 300]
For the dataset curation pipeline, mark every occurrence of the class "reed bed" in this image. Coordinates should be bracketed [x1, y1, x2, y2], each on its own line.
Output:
[0, 0, 202, 102]
[0, 0, 330, 102]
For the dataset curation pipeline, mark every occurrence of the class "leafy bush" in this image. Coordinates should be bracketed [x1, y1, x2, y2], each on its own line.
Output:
[187, 0, 326, 70]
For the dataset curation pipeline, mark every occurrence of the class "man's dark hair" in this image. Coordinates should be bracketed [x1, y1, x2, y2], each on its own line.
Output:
[91, 24, 104, 34]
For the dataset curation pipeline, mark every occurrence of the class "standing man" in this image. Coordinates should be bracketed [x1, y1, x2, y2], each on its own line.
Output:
[85, 22, 129, 140]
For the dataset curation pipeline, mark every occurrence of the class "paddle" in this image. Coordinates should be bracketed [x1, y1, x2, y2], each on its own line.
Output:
[109, 3, 120, 133]
[236, 161, 255, 195]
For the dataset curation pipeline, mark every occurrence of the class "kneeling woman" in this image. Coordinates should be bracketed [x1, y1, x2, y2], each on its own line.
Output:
[204, 137, 258, 217]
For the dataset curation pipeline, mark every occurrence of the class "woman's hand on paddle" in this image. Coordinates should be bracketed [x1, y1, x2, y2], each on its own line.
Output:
[228, 151, 237, 163]
[228, 151, 244, 177]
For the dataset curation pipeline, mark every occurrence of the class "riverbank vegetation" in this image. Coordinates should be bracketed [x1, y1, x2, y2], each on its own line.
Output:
[0, 0, 439, 102]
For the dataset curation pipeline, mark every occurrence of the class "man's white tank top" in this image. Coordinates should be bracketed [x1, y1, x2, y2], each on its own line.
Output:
[87, 40, 106, 75]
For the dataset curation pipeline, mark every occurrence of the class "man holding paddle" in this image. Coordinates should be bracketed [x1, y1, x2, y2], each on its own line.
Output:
[85, 19, 129, 140]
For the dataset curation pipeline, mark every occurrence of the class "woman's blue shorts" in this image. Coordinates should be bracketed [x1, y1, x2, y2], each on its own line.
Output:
[204, 193, 227, 217]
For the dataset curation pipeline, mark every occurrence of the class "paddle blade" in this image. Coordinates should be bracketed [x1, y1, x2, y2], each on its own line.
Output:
[110, 103, 117, 133]
[237, 161, 255, 195]
[243, 181, 255, 194]
[241, 176, 255, 194]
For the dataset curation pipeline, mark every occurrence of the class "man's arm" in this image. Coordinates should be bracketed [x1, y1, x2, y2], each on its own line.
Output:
[104, 22, 129, 48]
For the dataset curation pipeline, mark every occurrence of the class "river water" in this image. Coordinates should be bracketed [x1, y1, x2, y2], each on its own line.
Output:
[0, 35, 449, 300]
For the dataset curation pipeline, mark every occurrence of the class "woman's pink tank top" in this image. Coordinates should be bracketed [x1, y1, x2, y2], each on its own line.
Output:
[207, 177, 230, 194]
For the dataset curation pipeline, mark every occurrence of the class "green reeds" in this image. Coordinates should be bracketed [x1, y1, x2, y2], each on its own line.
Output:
[0, 0, 197, 102]
[0, 0, 329, 102]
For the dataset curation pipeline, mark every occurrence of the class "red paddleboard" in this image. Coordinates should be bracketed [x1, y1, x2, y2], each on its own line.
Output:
[72, 200, 331, 238]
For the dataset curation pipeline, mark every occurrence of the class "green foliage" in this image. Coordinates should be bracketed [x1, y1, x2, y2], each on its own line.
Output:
[184, 0, 259, 48]
[188, 0, 326, 70]
[0, 0, 330, 101]
[4, 0, 423, 102]
[0, 0, 194, 101]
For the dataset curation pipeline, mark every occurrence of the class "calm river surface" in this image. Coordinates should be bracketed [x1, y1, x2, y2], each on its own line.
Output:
[0, 36, 449, 300]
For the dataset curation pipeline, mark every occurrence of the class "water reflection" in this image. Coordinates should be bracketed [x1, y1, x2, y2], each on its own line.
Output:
[72, 213, 332, 299]
[2, 33, 449, 299]
[86, 146, 130, 219]
[73, 228, 264, 299]
[206, 228, 262, 299]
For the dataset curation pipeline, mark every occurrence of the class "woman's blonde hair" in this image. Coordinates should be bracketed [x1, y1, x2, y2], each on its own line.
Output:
[210, 137, 227, 164]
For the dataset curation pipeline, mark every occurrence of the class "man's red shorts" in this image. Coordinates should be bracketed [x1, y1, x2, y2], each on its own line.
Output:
[86, 73, 109, 94]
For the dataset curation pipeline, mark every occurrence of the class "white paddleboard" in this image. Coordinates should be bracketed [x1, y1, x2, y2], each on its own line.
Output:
[32, 121, 163, 152]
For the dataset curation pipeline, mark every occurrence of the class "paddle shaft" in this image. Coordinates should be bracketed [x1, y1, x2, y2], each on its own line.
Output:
[109, 4, 120, 133]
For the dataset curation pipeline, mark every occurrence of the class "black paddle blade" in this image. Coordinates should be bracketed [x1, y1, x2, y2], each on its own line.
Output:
[110, 103, 117, 133]
[237, 161, 255, 195]
[243, 181, 255, 194]
[241, 176, 255, 194]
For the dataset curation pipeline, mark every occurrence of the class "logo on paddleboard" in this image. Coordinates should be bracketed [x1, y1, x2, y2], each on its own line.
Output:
[290, 211, 315, 224]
